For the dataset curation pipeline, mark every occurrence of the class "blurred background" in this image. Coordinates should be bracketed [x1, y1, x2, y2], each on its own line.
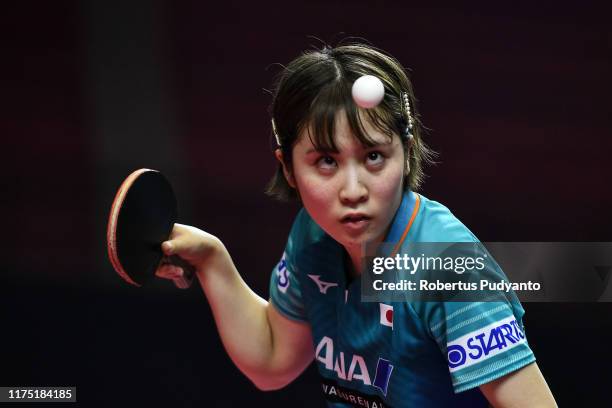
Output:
[1, 0, 610, 406]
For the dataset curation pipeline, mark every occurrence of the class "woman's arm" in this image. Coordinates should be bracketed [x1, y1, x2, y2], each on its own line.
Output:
[479, 362, 557, 407]
[157, 224, 314, 390]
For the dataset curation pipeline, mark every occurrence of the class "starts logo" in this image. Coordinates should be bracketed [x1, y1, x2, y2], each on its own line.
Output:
[446, 316, 527, 372]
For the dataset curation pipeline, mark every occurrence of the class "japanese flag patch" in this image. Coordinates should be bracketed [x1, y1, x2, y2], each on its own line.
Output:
[380, 303, 393, 329]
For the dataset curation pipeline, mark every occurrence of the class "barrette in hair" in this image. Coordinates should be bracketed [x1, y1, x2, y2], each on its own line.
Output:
[401, 92, 414, 140]
[271, 118, 281, 147]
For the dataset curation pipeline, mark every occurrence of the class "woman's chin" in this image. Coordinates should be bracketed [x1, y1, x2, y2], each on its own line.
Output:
[335, 229, 382, 249]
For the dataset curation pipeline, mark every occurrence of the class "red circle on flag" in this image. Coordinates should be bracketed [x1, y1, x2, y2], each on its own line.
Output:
[386, 309, 393, 323]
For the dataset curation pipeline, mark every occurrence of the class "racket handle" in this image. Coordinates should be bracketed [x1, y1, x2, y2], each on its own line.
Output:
[167, 255, 196, 289]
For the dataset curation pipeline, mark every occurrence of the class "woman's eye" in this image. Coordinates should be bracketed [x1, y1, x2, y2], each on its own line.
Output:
[316, 155, 337, 169]
[366, 151, 384, 166]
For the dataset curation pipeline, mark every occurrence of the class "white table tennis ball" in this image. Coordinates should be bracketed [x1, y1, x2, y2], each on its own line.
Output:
[351, 75, 385, 109]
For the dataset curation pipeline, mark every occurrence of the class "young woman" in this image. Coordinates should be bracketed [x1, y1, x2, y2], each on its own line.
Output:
[156, 43, 556, 407]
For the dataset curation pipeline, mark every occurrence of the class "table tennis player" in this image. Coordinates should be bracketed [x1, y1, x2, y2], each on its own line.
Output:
[156, 43, 557, 407]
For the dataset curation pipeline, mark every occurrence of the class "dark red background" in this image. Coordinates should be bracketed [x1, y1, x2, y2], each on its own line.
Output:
[2, 1, 611, 406]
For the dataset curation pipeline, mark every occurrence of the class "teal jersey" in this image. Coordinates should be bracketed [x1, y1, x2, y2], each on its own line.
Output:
[269, 191, 535, 407]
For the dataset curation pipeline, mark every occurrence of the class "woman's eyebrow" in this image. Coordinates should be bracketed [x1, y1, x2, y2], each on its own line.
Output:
[364, 140, 394, 149]
[304, 140, 393, 155]
[305, 147, 336, 155]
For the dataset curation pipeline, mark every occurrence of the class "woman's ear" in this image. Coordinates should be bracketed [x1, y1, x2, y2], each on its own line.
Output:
[274, 149, 297, 188]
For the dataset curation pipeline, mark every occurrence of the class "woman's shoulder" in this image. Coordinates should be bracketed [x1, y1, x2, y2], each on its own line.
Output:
[289, 208, 324, 238]
[286, 208, 330, 250]
[413, 194, 479, 243]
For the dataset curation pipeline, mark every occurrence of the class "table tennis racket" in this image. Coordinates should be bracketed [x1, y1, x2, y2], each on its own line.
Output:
[107, 168, 194, 289]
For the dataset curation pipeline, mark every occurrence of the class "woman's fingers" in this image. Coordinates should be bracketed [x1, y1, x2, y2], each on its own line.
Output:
[155, 264, 184, 280]
[162, 223, 195, 257]
[157, 223, 219, 288]
[161, 240, 175, 256]
[156, 260, 191, 289]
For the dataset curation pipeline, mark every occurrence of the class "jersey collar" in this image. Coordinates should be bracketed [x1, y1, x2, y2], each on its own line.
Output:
[384, 190, 421, 256]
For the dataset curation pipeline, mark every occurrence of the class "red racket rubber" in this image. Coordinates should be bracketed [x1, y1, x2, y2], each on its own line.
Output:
[107, 168, 194, 289]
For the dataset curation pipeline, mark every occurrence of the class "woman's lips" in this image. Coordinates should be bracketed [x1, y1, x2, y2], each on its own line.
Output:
[340, 214, 372, 233]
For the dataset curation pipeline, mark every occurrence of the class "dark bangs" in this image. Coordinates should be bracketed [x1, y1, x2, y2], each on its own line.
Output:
[267, 43, 435, 202]
[304, 79, 404, 152]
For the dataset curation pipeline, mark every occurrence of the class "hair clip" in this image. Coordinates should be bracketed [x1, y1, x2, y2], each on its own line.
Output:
[401, 92, 414, 140]
[271, 118, 281, 147]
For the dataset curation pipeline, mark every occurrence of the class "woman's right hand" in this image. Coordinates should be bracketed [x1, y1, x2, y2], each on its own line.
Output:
[155, 223, 223, 287]
[154, 223, 314, 389]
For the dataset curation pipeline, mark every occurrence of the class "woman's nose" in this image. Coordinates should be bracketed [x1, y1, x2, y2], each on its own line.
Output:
[339, 165, 368, 205]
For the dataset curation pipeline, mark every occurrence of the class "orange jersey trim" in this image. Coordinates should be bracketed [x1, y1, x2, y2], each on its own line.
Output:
[390, 193, 421, 257]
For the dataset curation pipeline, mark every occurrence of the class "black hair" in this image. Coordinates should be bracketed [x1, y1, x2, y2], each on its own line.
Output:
[267, 43, 435, 201]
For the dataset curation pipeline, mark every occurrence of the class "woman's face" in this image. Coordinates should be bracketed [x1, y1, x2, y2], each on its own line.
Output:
[286, 111, 406, 251]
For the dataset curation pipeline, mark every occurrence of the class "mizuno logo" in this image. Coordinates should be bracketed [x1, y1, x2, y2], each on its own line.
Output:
[308, 275, 339, 294]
